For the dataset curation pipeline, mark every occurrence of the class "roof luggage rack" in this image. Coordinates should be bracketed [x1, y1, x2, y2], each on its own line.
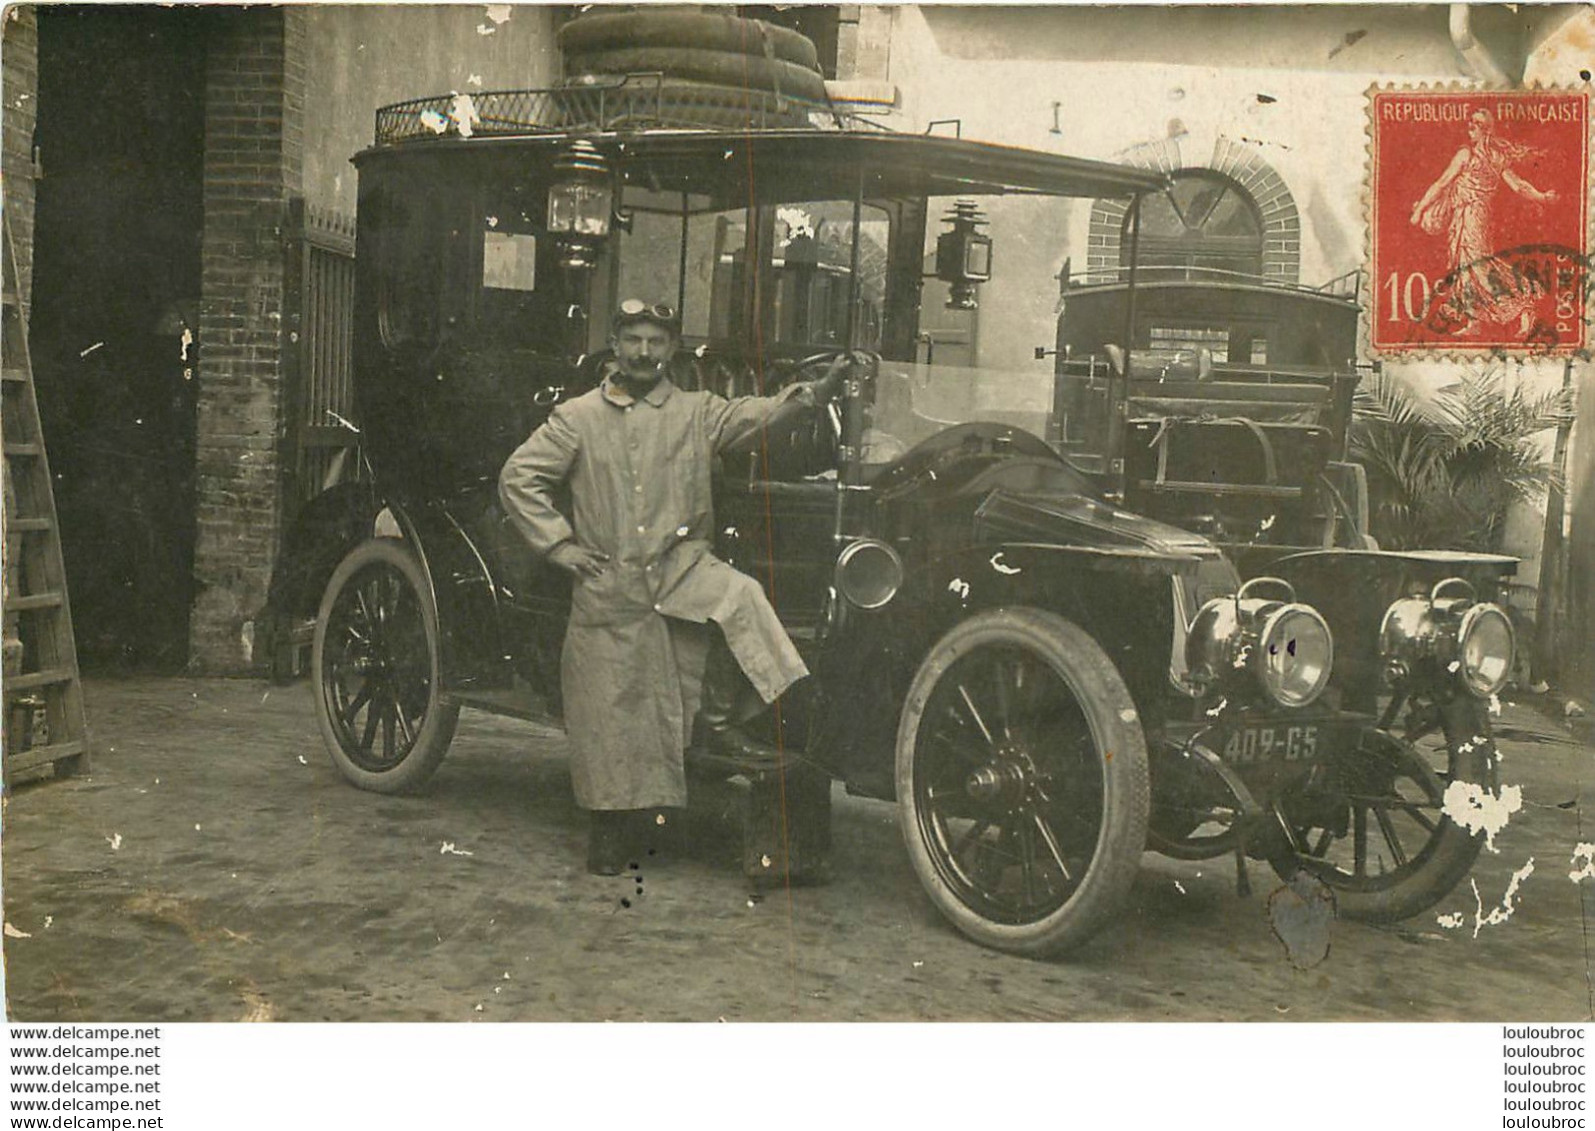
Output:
[373, 75, 894, 146]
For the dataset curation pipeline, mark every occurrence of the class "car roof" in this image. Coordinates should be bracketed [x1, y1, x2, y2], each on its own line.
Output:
[357, 126, 1169, 204]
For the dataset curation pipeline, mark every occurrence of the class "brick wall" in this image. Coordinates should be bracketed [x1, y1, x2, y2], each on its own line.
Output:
[190, 7, 306, 673]
[3, 6, 38, 310]
[1209, 137, 1301, 284]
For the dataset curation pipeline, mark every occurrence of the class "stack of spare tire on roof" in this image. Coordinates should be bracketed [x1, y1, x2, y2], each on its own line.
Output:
[558, 7, 829, 130]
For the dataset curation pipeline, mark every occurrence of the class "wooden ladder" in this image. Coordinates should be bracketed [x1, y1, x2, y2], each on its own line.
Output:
[3, 207, 89, 785]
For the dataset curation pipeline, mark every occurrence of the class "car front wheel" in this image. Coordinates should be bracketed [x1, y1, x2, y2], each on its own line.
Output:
[895, 607, 1150, 957]
[312, 538, 460, 793]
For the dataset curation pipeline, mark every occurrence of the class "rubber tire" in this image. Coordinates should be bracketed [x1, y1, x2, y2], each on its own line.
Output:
[565, 47, 827, 102]
[1271, 704, 1489, 922]
[558, 10, 821, 71]
[895, 607, 1151, 958]
[560, 77, 818, 131]
[312, 538, 460, 795]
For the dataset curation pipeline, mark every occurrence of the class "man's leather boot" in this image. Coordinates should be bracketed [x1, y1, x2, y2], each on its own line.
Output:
[695, 641, 784, 768]
[587, 809, 635, 876]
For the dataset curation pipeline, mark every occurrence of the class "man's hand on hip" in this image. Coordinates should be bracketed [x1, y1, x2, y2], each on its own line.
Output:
[549, 543, 610, 580]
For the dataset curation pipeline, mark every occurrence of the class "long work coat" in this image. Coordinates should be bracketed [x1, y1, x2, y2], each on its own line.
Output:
[498, 373, 813, 810]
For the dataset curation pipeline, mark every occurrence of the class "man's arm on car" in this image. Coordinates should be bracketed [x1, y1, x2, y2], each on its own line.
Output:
[708, 354, 849, 455]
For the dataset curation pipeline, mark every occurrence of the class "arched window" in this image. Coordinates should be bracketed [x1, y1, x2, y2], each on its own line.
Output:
[1125, 169, 1263, 278]
[1087, 140, 1301, 285]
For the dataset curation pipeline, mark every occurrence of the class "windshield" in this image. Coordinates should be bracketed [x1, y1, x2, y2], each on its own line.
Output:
[856, 192, 1070, 464]
[866, 361, 1055, 467]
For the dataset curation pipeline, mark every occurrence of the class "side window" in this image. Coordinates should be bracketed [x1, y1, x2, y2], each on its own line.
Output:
[609, 200, 747, 344]
[377, 183, 447, 350]
[483, 231, 538, 292]
[771, 201, 888, 350]
[615, 209, 686, 315]
[693, 210, 748, 341]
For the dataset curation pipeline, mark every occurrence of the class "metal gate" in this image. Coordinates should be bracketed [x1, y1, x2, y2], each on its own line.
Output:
[282, 198, 358, 514]
[271, 199, 357, 679]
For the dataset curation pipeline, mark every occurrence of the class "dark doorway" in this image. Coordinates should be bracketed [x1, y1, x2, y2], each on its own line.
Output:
[32, 6, 208, 672]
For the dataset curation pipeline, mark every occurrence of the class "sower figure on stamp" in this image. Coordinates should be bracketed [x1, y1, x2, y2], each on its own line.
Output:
[499, 299, 845, 875]
[1410, 107, 1559, 329]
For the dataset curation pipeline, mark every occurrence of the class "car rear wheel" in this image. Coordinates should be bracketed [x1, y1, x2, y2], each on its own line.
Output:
[895, 608, 1150, 957]
[1271, 698, 1489, 922]
[312, 538, 459, 794]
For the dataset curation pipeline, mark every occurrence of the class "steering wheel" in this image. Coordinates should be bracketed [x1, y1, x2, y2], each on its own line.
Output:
[769, 349, 866, 439]
[772, 349, 849, 378]
[756, 350, 861, 478]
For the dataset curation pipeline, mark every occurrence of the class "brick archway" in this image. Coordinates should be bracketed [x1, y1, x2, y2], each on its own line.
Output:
[1087, 136, 1300, 284]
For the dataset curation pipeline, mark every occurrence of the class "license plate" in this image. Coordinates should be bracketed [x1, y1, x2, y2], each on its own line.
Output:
[1220, 724, 1319, 765]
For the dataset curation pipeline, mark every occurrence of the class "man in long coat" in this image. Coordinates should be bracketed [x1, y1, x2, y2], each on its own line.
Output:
[499, 299, 840, 873]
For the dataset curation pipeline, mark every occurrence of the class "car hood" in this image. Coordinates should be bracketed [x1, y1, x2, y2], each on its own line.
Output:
[973, 489, 1223, 563]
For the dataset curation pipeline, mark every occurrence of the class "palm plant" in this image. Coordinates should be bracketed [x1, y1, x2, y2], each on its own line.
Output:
[1350, 367, 1570, 553]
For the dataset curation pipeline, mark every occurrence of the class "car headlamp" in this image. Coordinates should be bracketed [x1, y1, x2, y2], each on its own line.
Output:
[1255, 603, 1334, 708]
[1378, 577, 1514, 698]
[1185, 577, 1333, 709]
[1456, 603, 1514, 697]
[835, 538, 903, 610]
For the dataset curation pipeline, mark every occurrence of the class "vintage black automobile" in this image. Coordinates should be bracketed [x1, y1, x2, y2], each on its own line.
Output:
[268, 78, 1518, 957]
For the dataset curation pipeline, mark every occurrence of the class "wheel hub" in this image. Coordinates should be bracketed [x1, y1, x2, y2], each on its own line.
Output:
[965, 746, 1043, 807]
[351, 644, 391, 677]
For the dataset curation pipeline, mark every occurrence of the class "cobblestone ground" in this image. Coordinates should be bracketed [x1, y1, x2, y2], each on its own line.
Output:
[2, 678, 1591, 1022]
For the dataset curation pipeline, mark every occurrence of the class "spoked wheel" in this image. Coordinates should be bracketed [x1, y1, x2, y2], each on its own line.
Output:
[895, 608, 1149, 957]
[312, 538, 459, 793]
[1272, 698, 1489, 922]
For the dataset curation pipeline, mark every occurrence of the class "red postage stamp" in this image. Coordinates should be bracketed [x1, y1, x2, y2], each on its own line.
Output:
[1369, 89, 1590, 356]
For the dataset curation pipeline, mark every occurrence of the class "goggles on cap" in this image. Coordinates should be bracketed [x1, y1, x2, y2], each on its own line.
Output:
[616, 299, 677, 322]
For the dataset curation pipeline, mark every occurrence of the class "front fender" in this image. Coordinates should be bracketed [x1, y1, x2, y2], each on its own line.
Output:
[266, 481, 382, 621]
